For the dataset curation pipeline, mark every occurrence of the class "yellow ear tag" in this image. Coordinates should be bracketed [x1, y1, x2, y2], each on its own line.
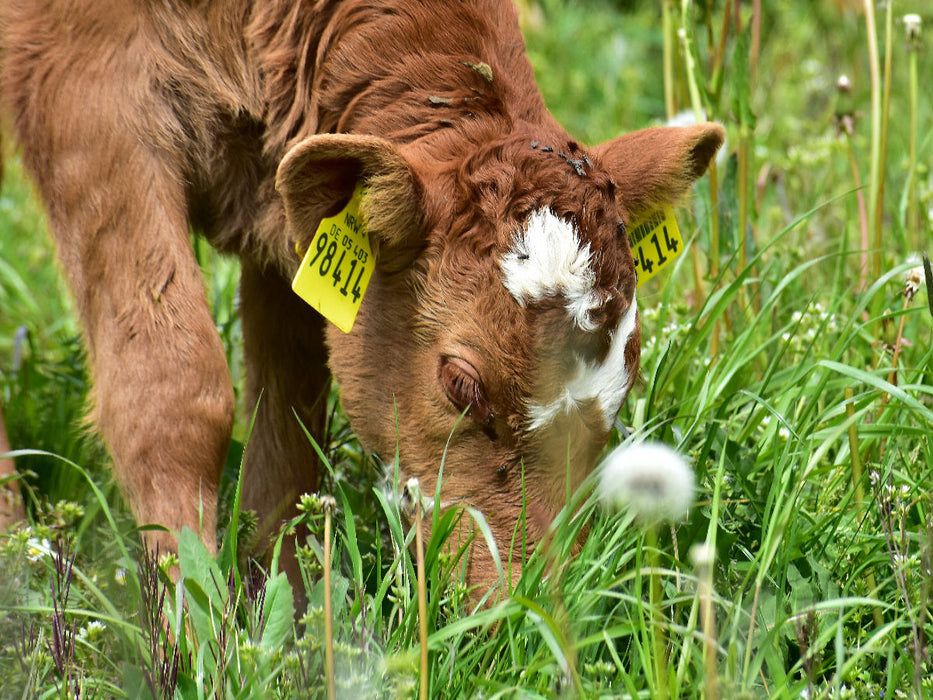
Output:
[291, 183, 373, 333]
[628, 205, 684, 288]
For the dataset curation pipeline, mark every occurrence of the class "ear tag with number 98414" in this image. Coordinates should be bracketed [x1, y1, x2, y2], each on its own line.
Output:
[628, 205, 683, 288]
[291, 183, 373, 333]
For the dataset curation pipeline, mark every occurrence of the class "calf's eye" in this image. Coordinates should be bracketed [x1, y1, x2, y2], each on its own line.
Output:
[439, 356, 494, 430]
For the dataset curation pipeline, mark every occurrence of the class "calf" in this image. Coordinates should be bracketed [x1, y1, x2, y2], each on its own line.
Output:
[1, 0, 723, 594]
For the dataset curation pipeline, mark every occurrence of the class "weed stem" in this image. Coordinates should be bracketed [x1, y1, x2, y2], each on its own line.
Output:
[323, 496, 336, 700]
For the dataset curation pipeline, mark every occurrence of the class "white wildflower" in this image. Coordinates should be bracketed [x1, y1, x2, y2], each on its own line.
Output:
[114, 567, 127, 585]
[26, 537, 51, 563]
[78, 620, 106, 642]
[598, 442, 695, 524]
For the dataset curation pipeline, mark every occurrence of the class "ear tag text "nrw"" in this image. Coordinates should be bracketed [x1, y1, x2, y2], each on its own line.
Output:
[291, 183, 373, 333]
[628, 205, 683, 288]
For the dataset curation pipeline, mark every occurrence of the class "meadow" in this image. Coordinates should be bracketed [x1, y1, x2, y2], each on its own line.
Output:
[1, 0, 932, 697]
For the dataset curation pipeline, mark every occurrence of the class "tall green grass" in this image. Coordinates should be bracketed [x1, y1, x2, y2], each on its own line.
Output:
[2, 0, 932, 697]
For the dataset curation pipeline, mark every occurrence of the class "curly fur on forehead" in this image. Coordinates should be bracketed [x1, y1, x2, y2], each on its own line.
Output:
[418, 131, 636, 331]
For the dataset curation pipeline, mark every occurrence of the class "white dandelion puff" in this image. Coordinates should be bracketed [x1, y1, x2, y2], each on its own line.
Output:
[904, 14, 921, 44]
[905, 263, 924, 300]
[598, 442, 695, 524]
[690, 541, 715, 568]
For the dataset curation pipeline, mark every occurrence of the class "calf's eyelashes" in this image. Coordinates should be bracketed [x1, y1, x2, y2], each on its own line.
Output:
[439, 355, 493, 428]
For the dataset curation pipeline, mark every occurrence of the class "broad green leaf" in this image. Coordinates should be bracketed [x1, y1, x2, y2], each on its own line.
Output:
[260, 572, 295, 651]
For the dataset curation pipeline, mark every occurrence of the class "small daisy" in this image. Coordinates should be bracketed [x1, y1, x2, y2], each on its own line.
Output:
[598, 442, 695, 525]
[78, 620, 106, 642]
[25, 537, 51, 563]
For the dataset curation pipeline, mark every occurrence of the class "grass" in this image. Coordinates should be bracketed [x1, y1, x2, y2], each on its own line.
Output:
[2, 0, 933, 697]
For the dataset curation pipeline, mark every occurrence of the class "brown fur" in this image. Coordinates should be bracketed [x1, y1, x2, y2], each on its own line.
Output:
[0, 401, 25, 529]
[1, 0, 723, 598]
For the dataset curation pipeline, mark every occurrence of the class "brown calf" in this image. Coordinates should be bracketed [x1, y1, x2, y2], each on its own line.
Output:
[1, 0, 723, 594]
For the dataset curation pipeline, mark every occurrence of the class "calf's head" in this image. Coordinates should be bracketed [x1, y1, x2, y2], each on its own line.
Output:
[277, 124, 724, 590]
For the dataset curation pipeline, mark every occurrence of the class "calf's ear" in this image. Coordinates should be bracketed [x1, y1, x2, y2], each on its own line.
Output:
[591, 123, 725, 223]
[276, 134, 426, 271]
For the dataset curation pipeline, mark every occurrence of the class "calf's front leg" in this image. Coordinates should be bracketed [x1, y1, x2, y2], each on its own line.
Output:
[38, 149, 234, 559]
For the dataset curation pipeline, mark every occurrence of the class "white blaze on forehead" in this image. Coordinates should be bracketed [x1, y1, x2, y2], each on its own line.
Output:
[527, 294, 638, 432]
[500, 209, 601, 331]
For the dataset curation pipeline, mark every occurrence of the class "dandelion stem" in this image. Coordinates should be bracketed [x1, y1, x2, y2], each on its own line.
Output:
[844, 387, 865, 501]
[415, 496, 429, 700]
[647, 526, 669, 700]
[741, 581, 762, 692]
[697, 555, 718, 700]
[710, 0, 732, 89]
[845, 387, 884, 629]
[874, 2, 893, 275]
[323, 496, 336, 700]
[680, 1, 704, 125]
[886, 295, 911, 390]
[708, 159, 721, 285]
[662, 0, 677, 120]
[863, 0, 882, 281]
[844, 132, 871, 291]
[906, 20, 921, 243]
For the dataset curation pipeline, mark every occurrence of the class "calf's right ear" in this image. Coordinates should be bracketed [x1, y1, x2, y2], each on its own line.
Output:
[591, 123, 725, 223]
[276, 134, 427, 271]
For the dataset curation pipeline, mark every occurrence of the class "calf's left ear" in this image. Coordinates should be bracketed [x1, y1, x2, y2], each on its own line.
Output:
[276, 134, 426, 271]
[592, 123, 725, 223]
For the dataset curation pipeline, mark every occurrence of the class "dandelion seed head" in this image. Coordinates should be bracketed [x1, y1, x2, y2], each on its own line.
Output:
[690, 541, 715, 568]
[598, 442, 695, 524]
[321, 494, 337, 514]
[904, 14, 922, 43]
[905, 264, 924, 300]
[400, 477, 425, 517]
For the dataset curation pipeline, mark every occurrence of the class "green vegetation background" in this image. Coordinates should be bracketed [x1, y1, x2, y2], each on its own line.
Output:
[1, 0, 932, 697]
